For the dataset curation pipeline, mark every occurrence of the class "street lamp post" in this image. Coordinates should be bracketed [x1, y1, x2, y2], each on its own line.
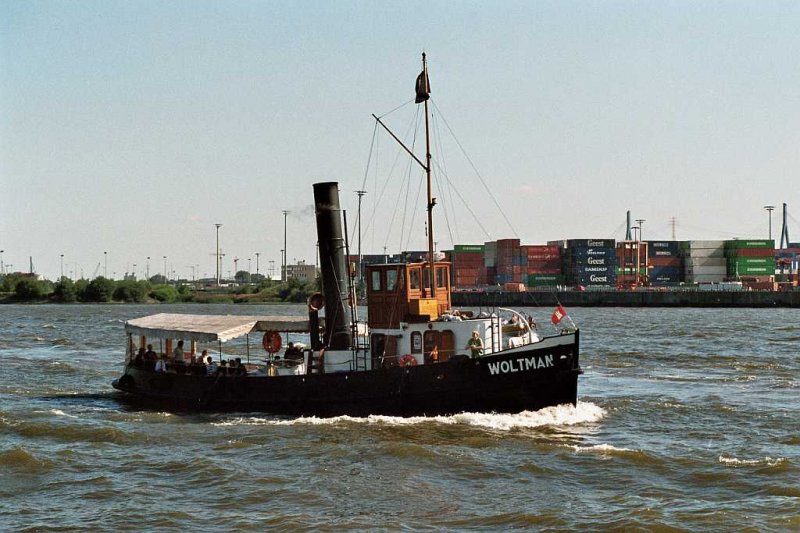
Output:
[146, 256, 150, 279]
[282, 210, 289, 281]
[104, 251, 107, 278]
[60, 254, 64, 280]
[255, 252, 260, 276]
[355, 190, 366, 294]
[764, 205, 775, 240]
[0, 249, 4, 275]
[163, 256, 167, 283]
[215, 223, 223, 286]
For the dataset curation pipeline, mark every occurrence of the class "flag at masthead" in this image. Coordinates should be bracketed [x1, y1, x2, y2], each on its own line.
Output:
[415, 53, 431, 103]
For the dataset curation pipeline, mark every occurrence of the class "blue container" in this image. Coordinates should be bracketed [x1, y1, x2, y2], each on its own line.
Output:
[568, 255, 616, 267]
[567, 239, 616, 248]
[646, 241, 680, 257]
[649, 266, 682, 284]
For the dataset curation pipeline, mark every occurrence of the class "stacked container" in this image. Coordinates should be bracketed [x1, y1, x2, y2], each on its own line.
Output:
[450, 244, 486, 288]
[615, 241, 648, 286]
[724, 240, 775, 278]
[682, 241, 726, 283]
[775, 247, 800, 281]
[495, 239, 524, 285]
[563, 239, 617, 287]
[525, 244, 563, 287]
[646, 241, 682, 285]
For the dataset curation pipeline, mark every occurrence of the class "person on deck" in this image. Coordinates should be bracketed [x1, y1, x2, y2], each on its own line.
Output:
[206, 355, 217, 376]
[172, 340, 187, 364]
[284, 342, 303, 364]
[144, 344, 157, 362]
[134, 347, 145, 366]
[465, 330, 484, 359]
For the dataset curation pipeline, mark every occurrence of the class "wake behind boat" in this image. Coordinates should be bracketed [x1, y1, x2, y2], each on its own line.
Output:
[112, 55, 582, 416]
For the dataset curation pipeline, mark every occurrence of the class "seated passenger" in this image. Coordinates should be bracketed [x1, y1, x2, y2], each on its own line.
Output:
[172, 340, 188, 365]
[284, 342, 303, 364]
[206, 356, 218, 376]
[144, 344, 158, 362]
[216, 360, 228, 376]
[234, 357, 247, 376]
[134, 347, 145, 366]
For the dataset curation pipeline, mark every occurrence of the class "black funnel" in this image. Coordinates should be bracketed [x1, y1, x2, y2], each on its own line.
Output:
[313, 182, 352, 350]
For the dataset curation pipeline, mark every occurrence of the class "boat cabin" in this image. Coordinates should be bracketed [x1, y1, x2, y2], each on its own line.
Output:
[366, 261, 452, 328]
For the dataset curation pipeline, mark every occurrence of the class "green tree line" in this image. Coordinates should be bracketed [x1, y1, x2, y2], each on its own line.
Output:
[0, 273, 319, 304]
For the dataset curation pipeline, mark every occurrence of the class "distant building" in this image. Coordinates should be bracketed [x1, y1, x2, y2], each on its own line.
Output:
[285, 261, 317, 281]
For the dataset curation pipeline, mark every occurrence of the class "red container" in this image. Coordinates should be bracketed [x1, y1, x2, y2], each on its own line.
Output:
[649, 257, 681, 267]
[734, 248, 776, 258]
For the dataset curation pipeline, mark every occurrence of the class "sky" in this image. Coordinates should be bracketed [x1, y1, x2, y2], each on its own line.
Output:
[2, 1, 799, 281]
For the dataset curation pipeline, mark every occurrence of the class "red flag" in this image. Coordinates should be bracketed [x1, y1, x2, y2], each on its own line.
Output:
[551, 304, 567, 325]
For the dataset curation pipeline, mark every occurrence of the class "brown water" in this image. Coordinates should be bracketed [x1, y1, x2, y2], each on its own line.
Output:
[1, 304, 798, 530]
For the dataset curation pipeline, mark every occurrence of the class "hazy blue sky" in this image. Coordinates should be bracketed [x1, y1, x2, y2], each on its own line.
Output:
[2, 1, 798, 280]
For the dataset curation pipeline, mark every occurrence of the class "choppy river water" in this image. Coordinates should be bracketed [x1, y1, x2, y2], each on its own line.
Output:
[1, 304, 798, 531]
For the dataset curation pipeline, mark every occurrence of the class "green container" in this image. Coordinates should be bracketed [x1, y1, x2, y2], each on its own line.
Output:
[724, 239, 774, 250]
[727, 257, 775, 267]
[616, 267, 647, 275]
[732, 266, 775, 275]
[527, 274, 565, 286]
[454, 244, 485, 253]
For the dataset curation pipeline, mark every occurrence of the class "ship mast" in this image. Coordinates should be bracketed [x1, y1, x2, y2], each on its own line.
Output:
[421, 53, 435, 298]
[372, 52, 436, 297]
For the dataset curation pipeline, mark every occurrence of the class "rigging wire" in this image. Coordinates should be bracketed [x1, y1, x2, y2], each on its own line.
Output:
[431, 100, 518, 238]
[376, 98, 415, 120]
[430, 105, 459, 246]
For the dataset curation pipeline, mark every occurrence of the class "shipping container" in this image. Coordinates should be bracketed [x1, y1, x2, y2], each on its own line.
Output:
[565, 247, 617, 260]
[685, 265, 727, 275]
[724, 239, 774, 250]
[453, 244, 485, 253]
[496, 238, 521, 248]
[567, 257, 616, 268]
[684, 257, 726, 268]
[646, 241, 680, 256]
[649, 257, 682, 268]
[728, 247, 775, 258]
[483, 241, 497, 267]
[526, 274, 565, 286]
[567, 239, 616, 248]
[525, 245, 561, 254]
[687, 273, 727, 283]
[682, 240, 726, 250]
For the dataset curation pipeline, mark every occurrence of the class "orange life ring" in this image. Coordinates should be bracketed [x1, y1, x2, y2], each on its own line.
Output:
[262, 331, 282, 353]
[399, 354, 418, 367]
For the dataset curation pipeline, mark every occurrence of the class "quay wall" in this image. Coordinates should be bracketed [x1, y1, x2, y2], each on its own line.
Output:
[452, 290, 800, 308]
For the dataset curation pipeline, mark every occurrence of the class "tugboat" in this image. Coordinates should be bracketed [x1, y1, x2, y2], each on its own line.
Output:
[112, 55, 582, 417]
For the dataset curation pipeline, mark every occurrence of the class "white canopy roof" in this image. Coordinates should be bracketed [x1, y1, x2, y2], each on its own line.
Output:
[125, 313, 315, 343]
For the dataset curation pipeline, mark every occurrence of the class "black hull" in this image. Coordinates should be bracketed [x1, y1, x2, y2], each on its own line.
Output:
[113, 333, 581, 417]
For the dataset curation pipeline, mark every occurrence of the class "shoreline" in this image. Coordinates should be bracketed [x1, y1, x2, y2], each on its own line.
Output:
[452, 290, 800, 308]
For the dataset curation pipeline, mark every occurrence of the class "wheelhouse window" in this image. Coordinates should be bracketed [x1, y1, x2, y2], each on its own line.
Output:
[371, 270, 382, 292]
[410, 268, 420, 290]
[436, 266, 447, 289]
[386, 269, 398, 291]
